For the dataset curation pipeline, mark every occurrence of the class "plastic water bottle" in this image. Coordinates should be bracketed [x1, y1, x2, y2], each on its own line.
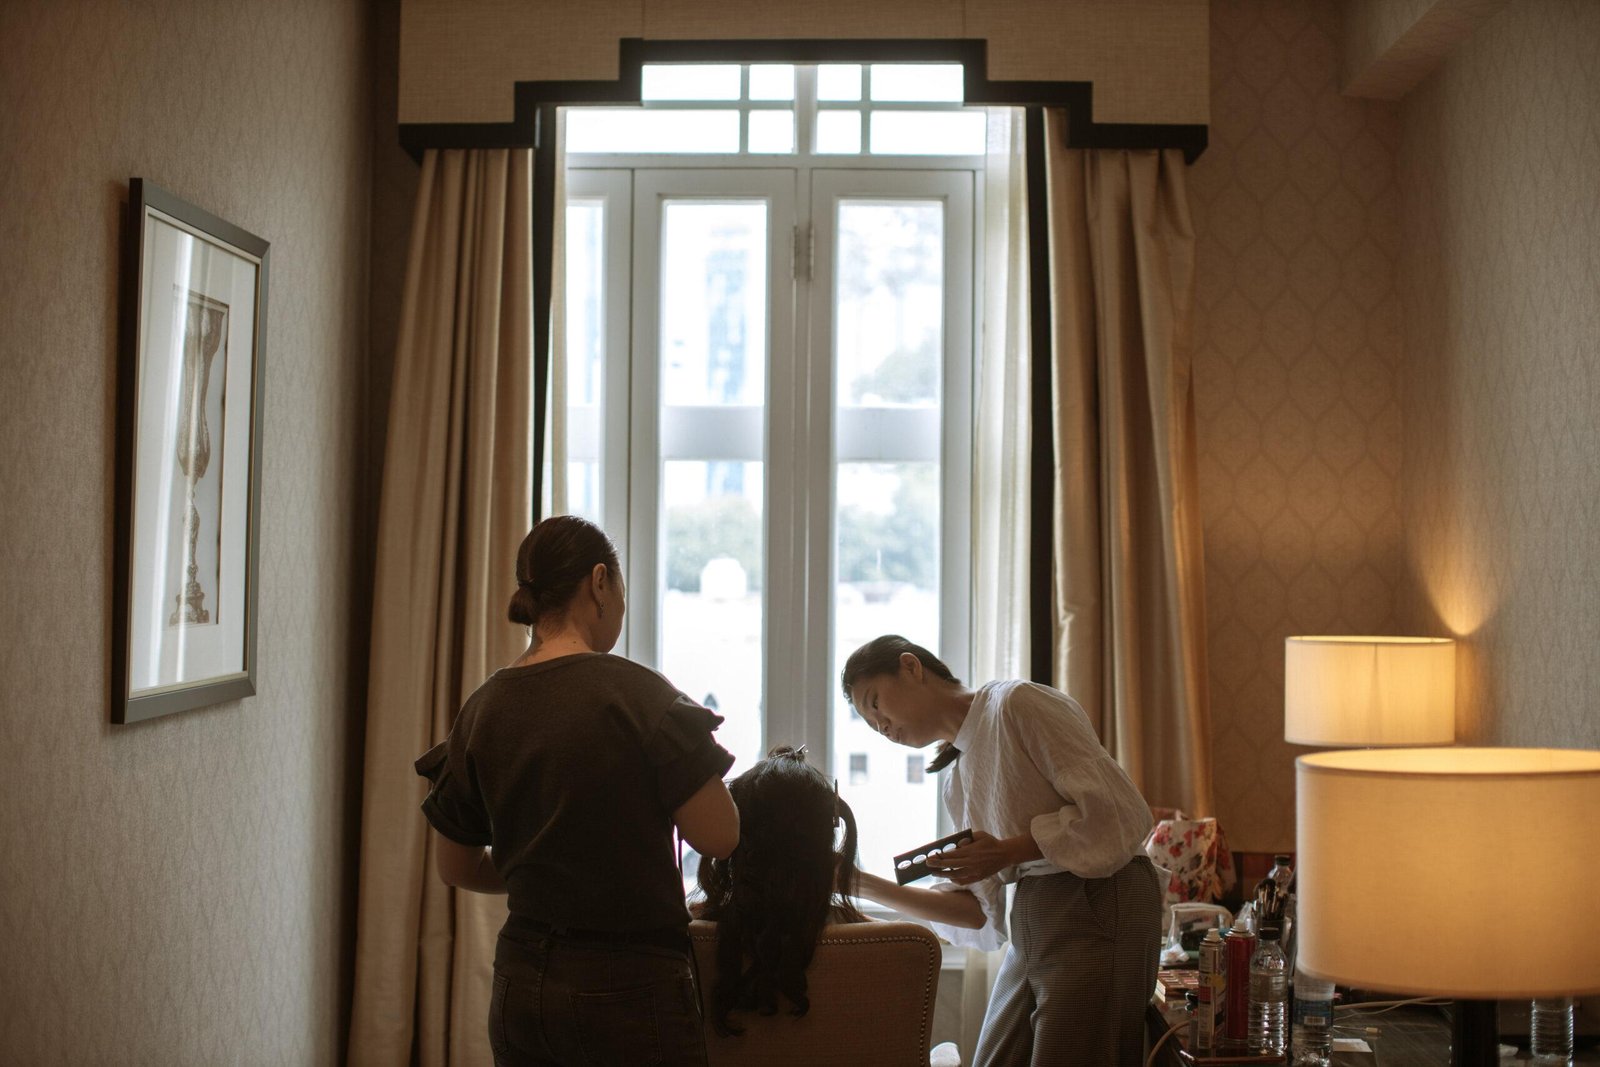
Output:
[1248, 923, 1288, 1055]
[1530, 997, 1574, 1065]
[1290, 970, 1335, 1066]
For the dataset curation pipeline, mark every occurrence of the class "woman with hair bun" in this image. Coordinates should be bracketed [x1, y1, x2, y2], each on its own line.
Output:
[415, 514, 739, 1066]
[692, 745, 866, 1037]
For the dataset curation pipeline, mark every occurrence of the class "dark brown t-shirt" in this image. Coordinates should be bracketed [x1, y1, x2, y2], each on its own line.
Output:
[415, 653, 735, 933]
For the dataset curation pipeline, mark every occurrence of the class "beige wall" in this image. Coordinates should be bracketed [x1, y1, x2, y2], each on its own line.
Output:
[1397, 0, 1600, 747]
[0, 1, 373, 1062]
[398, 0, 1209, 127]
[1340, 0, 1511, 100]
[1190, 0, 1406, 851]
[1343, 0, 1438, 79]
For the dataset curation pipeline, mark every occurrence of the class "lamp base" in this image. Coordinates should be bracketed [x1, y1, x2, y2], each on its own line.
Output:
[1450, 999, 1498, 1067]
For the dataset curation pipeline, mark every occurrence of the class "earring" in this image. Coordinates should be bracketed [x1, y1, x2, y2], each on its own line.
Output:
[599, 603, 605, 620]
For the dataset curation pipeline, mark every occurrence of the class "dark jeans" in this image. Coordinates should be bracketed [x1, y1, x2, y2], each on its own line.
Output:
[489, 927, 709, 1067]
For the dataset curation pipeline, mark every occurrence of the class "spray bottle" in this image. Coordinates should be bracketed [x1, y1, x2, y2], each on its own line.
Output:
[1224, 911, 1258, 1048]
[1198, 927, 1226, 1051]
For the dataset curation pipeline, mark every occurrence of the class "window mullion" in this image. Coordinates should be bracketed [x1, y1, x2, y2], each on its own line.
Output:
[626, 174, 664, 670]
[764, 167, 812, 764]
[799, 165, 834, 769]
[795, 66, 818, 163]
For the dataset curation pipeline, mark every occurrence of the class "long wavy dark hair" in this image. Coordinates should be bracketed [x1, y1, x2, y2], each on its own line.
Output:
[695, 746, 866, 1036]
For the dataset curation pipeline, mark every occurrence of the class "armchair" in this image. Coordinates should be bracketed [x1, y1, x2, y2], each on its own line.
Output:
[689, 919, 948, 1066]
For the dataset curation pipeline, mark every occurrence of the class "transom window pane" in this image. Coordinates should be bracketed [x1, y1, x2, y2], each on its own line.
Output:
[869, 64, 965, 103]
[659, 202, 767, 406]
[566, 109, 740, 154]
[748, 110, 796, 154]
[641, 64, 742, 101]
[565, 63, 982, 157]
[815, 110, 863, 154]
[869, 110, 987, 155]
[818, 63, 864, 101]
[748, 64, 796, 101]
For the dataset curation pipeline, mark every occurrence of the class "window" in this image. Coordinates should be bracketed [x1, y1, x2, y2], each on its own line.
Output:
[850, 753, 870, 786]
[906, 755, 925, 785]
[558, 64, 980, 878]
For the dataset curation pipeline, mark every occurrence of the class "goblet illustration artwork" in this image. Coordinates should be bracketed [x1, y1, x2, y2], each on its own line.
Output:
[169, 292, 228, 627]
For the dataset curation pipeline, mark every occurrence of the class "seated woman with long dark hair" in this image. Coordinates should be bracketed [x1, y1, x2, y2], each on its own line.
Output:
[693, 746, 867, 1036]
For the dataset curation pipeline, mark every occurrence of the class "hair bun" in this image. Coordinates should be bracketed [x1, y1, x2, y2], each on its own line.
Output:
[507, 584, 538, 627]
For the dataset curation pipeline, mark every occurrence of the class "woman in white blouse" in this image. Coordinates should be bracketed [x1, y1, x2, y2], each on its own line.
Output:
[843, 635, 1160, 1067]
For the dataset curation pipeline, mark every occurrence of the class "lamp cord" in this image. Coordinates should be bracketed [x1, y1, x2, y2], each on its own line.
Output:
[1335, 997, 1449, 1017]
[1143, 995, 1445, 1065]
[1145, 1020, 1187, 1067]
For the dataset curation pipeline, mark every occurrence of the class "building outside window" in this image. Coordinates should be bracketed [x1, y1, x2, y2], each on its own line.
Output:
[906, 755, 925, 785]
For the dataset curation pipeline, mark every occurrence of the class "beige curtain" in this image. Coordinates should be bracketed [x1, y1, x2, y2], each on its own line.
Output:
[347, 148, 534, 1066]
[1044, 111, 1213, 817]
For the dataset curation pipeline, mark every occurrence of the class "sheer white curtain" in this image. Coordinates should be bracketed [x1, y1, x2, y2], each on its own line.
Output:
[959, 104, 1030, 1059]
[543, 109, 570, 518]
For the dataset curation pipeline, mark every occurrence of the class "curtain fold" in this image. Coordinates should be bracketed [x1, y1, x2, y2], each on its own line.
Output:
[1043, 111, 1214, 818]
[347, 147, 535, 1066]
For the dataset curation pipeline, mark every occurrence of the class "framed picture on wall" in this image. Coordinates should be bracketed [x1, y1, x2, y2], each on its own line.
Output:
[112, 178, 269, 724]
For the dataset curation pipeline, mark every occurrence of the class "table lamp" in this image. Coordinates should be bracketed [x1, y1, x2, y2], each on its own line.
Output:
[1285, 636, 1456, 746]
[1296, 747, 1600, 1066]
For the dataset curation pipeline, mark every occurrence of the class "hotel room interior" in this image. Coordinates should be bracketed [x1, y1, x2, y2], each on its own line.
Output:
[1, 0, 1596, 1063]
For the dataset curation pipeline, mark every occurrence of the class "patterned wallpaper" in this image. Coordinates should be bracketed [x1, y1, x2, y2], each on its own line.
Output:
[1397, 0, 1600, 748]
[0, 1, 372, 1063]
[1190, 0, 1407, 851]
[1342, 0, 1436, 81]
[1341, 0, 1511, 100]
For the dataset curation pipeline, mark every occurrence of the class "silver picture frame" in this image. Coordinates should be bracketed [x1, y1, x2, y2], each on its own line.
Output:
[113, 178, 268, 724]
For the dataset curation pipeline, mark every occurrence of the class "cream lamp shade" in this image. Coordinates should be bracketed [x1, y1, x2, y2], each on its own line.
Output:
[1296, 747, 1600, 999]
[1284, 636, 1456, 746]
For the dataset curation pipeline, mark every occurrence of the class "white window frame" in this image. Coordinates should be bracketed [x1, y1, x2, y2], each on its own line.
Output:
[625, 169, 798, 749]
[562, 170, 634, 579]
[806, 168, 975, 771]
[561, 66, 983, 843]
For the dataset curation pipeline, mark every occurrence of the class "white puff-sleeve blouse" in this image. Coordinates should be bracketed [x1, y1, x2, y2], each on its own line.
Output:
[927, 680, 1154, 950]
